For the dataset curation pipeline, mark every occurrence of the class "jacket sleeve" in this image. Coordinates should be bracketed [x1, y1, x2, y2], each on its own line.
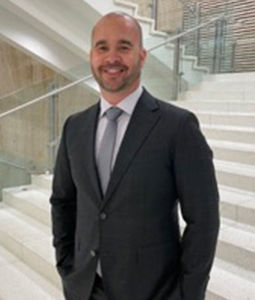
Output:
[174, 112, 220, 300]
[49, 117, 77, 277]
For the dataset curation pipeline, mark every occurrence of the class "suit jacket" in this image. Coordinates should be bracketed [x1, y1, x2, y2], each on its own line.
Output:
[50, 89, 219, 300]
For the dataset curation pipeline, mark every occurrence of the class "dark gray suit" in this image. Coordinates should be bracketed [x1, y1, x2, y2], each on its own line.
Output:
[50, 89, 219, 300]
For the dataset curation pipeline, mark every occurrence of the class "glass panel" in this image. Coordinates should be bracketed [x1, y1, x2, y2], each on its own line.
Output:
[0, 79, 98, 199]
[0, 37, 92, 115]
[0, 65, 92, 115]
[142, 51, 177, 101]
[0, 0, 243, 197]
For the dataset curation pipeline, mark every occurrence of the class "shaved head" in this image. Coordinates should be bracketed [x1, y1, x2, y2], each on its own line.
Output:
[91, 12, 143, 47]
[90, 11, 147, 103]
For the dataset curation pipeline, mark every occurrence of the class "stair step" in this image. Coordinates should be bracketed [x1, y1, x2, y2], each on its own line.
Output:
[4, 177, 255, 227]
[208, 140, 255, 165]
[1, 206, 254, 300]
[196, 111, 255, 127]
[202, 124, 255, 144]
[180, 212, 255, 273]
[3, 185, 50, 226]
[173, 100, 255, 113]
[204, 73, 255, 82]
[31, 173, 53, 190]
[215, 160, 255, 193]
[0, 246, 63, 300]
[207, 258, 255, 300]
[183, 90, 254, 101]
[0, 203, 60, 287]
[216, 218, 255, 273]
[3, 178, 255, 230]
[195, 80, 255, 92]
[2, 192, 255, 286]
[219, 185, 255, 227]
[194, 81, 255, 91]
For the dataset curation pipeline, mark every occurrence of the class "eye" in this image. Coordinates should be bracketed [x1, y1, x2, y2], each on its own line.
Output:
[119, 45, 130, 52]
[96, 46, 108, 52]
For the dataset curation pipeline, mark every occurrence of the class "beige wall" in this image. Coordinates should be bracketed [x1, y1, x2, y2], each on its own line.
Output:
[0, 83, 98, 171]
[129, 0, 152, 18]
[129, 0, 183, 33]
[0, 40, 98, 172]
[0, 41, 55, 99]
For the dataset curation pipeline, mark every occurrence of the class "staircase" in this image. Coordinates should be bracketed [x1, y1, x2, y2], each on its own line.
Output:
[0, 174, 64, 300]
[0, 0, 207, 100]
[0, 73, 254, 299]
[177, 72, 255, 299]
[183, 0, 255, 73]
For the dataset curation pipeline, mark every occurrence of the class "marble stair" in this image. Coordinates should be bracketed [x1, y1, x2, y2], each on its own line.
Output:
[1, 72, 255, 299]
[177, 72, 255, 299]
[1, 172, 255, 299]
[0, 181, 63, 300]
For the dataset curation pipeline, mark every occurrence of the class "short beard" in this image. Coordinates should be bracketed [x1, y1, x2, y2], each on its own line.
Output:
[91, 62, 141, 93]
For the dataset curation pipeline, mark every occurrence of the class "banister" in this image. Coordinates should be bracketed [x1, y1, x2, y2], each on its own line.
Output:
[0, 13, 227, 120]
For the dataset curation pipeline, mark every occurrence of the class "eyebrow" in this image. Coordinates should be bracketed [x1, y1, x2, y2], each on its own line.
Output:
[94, 39, 133, 48]
[94, 40, 107, 48]
[118, 39, 133, 47]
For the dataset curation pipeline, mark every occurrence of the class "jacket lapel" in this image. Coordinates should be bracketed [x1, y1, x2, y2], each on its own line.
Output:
[101, 90, 161, 208]
[80, 102, 103, 206]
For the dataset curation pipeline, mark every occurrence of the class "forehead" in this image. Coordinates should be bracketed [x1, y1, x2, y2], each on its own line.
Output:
[92, 16, 140, 45]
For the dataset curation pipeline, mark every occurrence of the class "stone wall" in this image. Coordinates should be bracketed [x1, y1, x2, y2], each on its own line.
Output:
[129, 0, 183, 33]
[0, 40, 98, 174]
[0, 41, 54, 99]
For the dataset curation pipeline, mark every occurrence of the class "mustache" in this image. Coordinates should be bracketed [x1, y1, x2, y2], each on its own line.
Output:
[99, 63, 128, 71]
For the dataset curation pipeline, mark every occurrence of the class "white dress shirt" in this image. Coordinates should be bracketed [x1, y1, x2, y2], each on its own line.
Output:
[95, 85, 143, 169]
[95, 85, 143, 277]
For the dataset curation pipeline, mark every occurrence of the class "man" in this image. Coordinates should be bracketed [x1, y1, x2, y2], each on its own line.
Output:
[50, 12, 219, 300]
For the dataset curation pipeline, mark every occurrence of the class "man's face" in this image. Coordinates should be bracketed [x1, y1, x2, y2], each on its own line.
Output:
[90, 15, 147, 97]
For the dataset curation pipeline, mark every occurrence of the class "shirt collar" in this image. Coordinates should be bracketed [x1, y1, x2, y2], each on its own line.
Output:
[99, 85, 143, 118]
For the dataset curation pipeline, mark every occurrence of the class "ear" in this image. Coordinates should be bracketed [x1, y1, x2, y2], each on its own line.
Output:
[140, 48, 147, 67]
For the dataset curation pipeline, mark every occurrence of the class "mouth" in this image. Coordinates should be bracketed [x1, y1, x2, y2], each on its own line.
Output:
[100, 65, 127, 77]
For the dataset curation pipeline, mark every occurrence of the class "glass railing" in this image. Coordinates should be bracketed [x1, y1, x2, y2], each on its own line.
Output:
[0, 12, 234, 198]
[130, 0, 238, 74]
[145, 14, 233, 99]
[0, 76, 99, 199]
[129, 0, 186, 33]
[0, 58, 92, 116]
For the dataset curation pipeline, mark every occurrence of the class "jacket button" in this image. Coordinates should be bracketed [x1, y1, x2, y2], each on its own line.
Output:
[90, 250, 97, 257]
[100, 212, 107, 220]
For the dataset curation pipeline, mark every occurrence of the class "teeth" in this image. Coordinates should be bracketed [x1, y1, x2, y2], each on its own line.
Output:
[106, 68, 122, 74]
[102, 66, 125, 74]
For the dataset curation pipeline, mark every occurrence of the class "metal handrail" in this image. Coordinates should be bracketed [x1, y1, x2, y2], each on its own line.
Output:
[0, 75, 93, 119]
[0, 157, 32, 171]
[149, 14, 226, 51]
[0, 13, 227, 120]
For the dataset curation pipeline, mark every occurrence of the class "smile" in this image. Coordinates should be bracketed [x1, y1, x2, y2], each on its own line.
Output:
[101, 65, 127, 76]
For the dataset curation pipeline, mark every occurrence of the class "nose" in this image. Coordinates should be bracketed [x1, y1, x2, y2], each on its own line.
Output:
[104, 49, 121, 64]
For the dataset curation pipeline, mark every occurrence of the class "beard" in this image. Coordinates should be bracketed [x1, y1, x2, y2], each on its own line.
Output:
[91, 60, 142, 93]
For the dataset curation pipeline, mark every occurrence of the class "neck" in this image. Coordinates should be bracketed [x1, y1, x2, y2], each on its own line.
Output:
[101, 81, 140, 105]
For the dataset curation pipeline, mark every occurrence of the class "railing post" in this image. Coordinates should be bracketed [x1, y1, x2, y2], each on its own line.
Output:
[218, 18, 226, 72]
[149, 1, 155, 19]
[48, 83, 58, 173]
[213, 20, 220, 73]
[151, 0, 159, 30]
[173, 29, 181, 100]
[195, 3, 201, 64]
[231, 41, 237, 72]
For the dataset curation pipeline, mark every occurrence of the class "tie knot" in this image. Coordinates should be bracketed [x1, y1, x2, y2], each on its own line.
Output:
[105, 107, 123, 121]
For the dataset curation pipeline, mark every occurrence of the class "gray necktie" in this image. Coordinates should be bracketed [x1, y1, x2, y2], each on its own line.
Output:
[97, 107, 123, 194]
